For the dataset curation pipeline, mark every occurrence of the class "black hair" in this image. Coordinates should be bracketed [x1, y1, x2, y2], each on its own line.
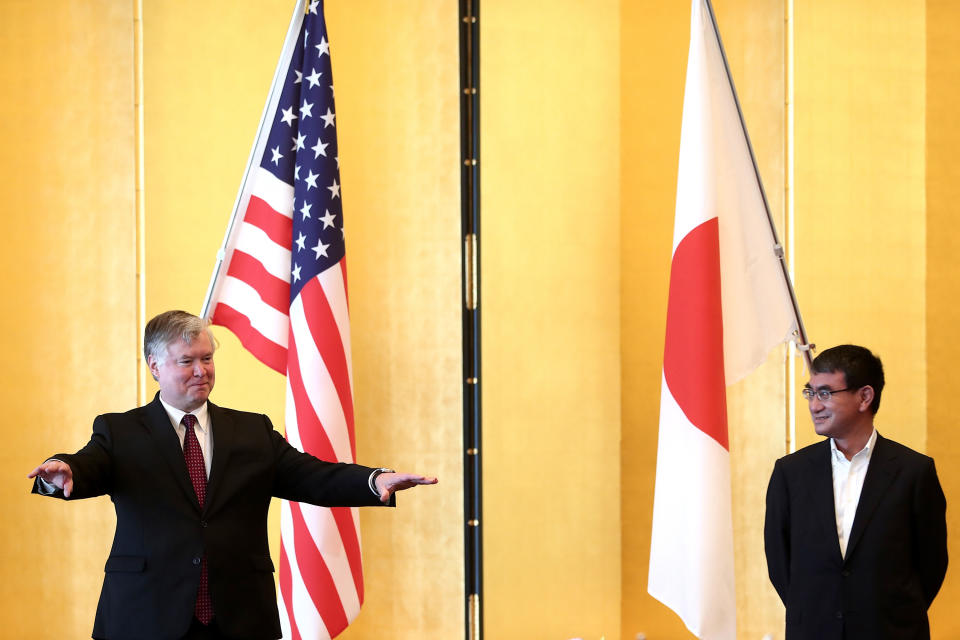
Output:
[811, 344, 884, 414]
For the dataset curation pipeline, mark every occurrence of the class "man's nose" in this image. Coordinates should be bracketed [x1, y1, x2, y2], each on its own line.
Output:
[809, 396, 824, 411]
[193, 363, 204, 376]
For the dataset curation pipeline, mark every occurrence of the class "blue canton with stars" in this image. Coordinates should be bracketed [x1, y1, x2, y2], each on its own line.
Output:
[262, 0, 344, 304]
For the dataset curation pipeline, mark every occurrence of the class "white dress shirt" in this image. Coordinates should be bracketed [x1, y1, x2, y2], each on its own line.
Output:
[158, 394, 213, 478]
[831, 428, 877, 558]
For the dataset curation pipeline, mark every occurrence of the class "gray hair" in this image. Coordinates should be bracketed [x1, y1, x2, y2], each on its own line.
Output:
[143, 310, 217, 364]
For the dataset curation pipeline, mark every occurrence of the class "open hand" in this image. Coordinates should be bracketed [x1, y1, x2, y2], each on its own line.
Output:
[28, 460, 74, 497]
[375, 472, 438, 503]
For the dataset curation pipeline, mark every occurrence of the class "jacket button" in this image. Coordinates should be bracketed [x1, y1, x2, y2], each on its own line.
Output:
[192, 557, 201, 566]
[835, 611, 843, 620]
[200, 520, 208, 528]
[841, 569, 850, 577]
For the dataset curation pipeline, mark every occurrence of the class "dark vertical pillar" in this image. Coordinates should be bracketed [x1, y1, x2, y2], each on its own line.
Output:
[458, 1, 482, 639]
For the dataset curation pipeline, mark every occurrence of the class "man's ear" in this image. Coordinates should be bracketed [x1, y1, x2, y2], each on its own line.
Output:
[858, 385, 875, 412]
[147, 355, 160, 382]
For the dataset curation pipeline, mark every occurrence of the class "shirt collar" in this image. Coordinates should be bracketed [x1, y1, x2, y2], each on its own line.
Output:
[158, 394, 210, 434]
[830, 427, 877, 462]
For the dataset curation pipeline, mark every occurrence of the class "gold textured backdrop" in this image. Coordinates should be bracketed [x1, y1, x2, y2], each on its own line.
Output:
[0, 1, 136, 637]
[482, 1, 623, 637]
[2, 1, 959, 639]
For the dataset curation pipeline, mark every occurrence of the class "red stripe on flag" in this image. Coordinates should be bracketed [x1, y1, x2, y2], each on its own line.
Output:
[287, 332, 339, 461]
[300, 276, 355, 453]
[330, 506, 364, 603]
[290, 501, 349, 637]
[225, 250, 291, 313]
[287, 333, 365, 593]
[340, 260, 349, 309]
[244, 195, 293, 249]
[278, 543, 304, 640]
[662, 217, 729, 450]
[210, 303, 288, 374]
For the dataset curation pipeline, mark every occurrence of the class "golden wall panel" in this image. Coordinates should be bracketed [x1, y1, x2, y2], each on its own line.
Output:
[793, 0, 926, 452]
[619, 1, 690, 637]
[143, 2, 462, 638]
[482, 1, 623, 637]
[925, 0, 960, 636]
[0, 1, 137, 636]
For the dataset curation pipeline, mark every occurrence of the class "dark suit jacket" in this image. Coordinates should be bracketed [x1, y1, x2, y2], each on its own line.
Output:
[764, 433, 947, 640]
[33, 394, 391, 640]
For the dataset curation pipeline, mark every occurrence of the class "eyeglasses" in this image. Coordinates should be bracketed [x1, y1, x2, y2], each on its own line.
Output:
[801, 387, 856, 402]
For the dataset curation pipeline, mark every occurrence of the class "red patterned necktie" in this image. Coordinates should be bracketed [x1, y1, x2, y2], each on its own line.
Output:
[182, 414, 213, 624]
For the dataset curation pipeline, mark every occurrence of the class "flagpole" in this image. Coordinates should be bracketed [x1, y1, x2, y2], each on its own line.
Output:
[701, 0, 814, 369]
[200, 0, 307, 319]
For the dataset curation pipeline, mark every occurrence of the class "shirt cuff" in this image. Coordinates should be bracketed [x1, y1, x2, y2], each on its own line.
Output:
[367, 468, 394, 497]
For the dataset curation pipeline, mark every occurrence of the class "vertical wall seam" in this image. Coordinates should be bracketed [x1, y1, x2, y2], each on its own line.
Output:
[134, 0, 146, 405]
[785, 0, 797, 453]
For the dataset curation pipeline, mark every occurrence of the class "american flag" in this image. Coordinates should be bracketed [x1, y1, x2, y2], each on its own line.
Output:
[202, 1, 361, 638]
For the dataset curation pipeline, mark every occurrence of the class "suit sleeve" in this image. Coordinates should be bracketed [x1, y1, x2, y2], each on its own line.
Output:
[764, 459, 790, 604]
[913, 456, 948, 607]
[31, 415, 115, 500]
[267, 420, 393, 508]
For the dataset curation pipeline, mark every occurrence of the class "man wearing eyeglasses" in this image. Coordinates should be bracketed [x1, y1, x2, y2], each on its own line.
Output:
[764, 344, 947, 640]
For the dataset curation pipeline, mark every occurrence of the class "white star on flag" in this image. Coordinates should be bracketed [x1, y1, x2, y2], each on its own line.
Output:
[312, 239, 329, 259]
[316, 35, 329, 56]
[312, 138, 328, 158]
[320, 107, 335, 128]
[320, 209, 336, 228]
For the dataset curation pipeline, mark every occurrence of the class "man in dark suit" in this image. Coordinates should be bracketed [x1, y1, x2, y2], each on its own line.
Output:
[764, 344, 947, 640]
[28, 310, 437, 640]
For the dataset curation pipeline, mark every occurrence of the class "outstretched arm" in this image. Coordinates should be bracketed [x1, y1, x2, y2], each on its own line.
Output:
[27, 460, 74, 498]
[27, 415, 116, 500]
[374, 472, 438, 503]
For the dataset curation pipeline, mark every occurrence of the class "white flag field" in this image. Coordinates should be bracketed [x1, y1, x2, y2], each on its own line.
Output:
[647, 0, 800, 639]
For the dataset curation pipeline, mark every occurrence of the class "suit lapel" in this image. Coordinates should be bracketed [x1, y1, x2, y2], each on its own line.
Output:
[143, 393, 202, 510]
[205, 401, 234, 512]
[807, 440, 844, 563]
[844, 433, 899, 562]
